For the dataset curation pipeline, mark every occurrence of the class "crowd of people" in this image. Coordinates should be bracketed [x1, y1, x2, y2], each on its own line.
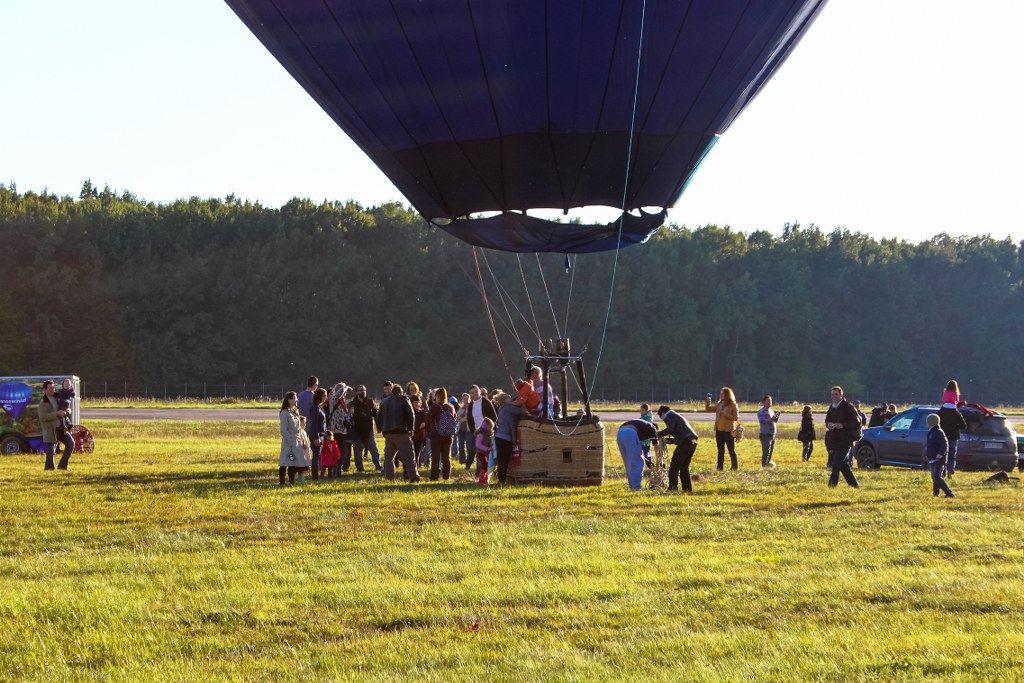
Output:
[277, 374, 969, 500]
[278, 373, 551, 486]
[621, 380, 966, 497]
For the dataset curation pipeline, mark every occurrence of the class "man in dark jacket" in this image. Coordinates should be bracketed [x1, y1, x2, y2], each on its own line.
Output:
[868, 403, 887, 428]
[350, 384, 382, 472]
[656, 405, 699, 492]
[938, 402, 968, 476]
[824, 385, 861, 488]
[379, 385, 419, 482]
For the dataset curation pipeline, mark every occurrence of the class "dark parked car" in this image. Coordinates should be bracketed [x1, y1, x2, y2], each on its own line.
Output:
[1017, 433, 1024, 472]
[855, 405, 1017, 472]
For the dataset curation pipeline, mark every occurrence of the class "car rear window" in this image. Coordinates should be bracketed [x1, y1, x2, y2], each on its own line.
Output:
[962, 409, 1012, 437]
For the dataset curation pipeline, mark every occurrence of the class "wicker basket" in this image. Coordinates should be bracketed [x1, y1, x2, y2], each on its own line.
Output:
[507, 416, 605, 486]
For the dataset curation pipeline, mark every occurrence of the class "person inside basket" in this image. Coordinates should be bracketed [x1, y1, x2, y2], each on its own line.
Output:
[616, 419, 659, 491]
[529, 366, 556, 418]
[513, 379, 541, 416]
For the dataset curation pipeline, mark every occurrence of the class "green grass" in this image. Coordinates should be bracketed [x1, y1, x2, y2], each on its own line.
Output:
[2, 421, 1023, 681]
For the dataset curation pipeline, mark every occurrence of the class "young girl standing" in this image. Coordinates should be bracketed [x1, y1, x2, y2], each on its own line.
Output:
[475, 417, 494, 485]
[797, 405, 816, 462]
[279, 392, 310, 485]
[319, 431, 341, 479]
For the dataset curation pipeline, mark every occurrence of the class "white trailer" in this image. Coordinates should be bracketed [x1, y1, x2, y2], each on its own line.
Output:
[0, 375, 85, 454]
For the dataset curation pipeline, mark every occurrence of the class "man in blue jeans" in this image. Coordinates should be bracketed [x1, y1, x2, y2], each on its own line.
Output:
[616, 419, 658, 491]
[349, 384, 382, 472]
[757, 394, 781, 467]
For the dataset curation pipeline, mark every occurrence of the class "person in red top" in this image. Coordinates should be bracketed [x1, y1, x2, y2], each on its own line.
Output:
[319, 431, 341, 479]
[513, 379, 542, 415]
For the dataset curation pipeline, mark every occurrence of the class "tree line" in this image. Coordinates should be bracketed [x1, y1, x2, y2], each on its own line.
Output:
[2, 181, 1022, 403]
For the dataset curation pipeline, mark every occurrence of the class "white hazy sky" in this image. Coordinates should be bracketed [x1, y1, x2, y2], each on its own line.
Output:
[2, 1, 1023, 244]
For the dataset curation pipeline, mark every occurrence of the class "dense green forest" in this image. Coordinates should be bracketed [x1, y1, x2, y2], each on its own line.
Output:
[2, 182, 1022, 403]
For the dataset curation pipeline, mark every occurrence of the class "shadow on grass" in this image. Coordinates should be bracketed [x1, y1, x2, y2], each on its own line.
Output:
[800, 500, 855, 509]
[70, 467, 519, 497]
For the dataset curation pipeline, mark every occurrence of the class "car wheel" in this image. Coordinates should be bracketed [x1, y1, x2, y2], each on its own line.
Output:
[1, 434, 25, 455]
[855, 443, 878, 470]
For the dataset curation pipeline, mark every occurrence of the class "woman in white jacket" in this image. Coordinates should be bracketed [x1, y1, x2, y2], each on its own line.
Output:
[279, 391, 309, 484]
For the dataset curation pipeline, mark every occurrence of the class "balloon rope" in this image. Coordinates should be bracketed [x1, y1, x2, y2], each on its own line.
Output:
[450, 248, 525, 352]
[479, 250, 539, 342]
[473, 247, 516, 388]
[534, 253, 563, 340]
[516, 254, 541, 350]
[585, 0, 648, 404]
[563, 254, 577, 337]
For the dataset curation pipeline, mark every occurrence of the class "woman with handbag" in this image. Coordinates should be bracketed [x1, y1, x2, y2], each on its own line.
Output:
[278, 391, 309, 484]
[704, 387, 740, 470]
[797, 405, 816, 461]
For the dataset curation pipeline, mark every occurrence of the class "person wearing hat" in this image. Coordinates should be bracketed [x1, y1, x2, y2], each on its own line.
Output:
[924, 412, 954, 498]
[616, 418, 659, 491]
[656, 406, 699, 492]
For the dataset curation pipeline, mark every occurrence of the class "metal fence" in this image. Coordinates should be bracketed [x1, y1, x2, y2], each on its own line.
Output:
[79, 380, 1024, 407]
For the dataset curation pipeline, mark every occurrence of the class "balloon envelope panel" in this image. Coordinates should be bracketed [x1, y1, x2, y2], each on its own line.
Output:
[226, 0, 827, 251]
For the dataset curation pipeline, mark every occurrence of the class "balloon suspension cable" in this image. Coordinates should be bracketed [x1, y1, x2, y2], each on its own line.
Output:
[585, 0, 648, 407]
[479, 249, 540, 343]
[460, 253, 532, 356]
[516, 253, 542, 346]
[534, 253, 563, 340]
[448, 244, 528, 353]
[563, 254, 577, 336]
[472, 247, 516, 388]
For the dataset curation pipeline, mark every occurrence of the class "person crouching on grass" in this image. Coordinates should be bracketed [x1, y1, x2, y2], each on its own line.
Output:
[924, 413, 955, 498]
[616, 419, 659, 491]
[319, 431, 341, 479]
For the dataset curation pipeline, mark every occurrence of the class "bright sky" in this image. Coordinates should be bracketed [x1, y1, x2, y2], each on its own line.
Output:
[3, 1, 1023, 244]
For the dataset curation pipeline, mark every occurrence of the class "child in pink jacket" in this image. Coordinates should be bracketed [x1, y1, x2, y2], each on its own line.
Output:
[319, 431, 341, 478]
[475, 417, 494, 485]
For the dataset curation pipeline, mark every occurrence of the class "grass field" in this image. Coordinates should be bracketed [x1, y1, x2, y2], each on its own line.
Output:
[2, 420, 1023, 681]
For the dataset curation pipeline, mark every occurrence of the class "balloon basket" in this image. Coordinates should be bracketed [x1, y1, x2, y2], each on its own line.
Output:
[507, 417, 605, 486]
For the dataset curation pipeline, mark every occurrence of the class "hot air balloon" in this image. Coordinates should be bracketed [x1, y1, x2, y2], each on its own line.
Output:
[225, 0, 827, 253]
[0, 382, 33, 419]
